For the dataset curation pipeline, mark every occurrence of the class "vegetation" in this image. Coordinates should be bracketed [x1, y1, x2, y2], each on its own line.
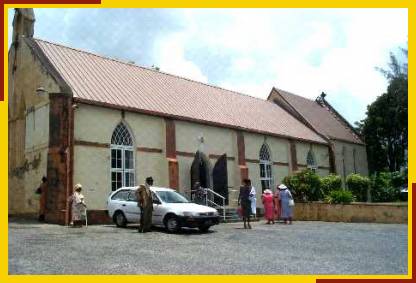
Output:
[283, 169, 322, 201]
[370, 172, 402, 202]
[355, 48, 408, 174]
[325, 190, 354, 204]
[321, 174, 342, 196]
[282, 169, 406, 204]
[346, 174, 371, 202]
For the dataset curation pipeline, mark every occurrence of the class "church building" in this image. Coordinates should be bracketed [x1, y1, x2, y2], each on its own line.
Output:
[8, 9, 368, 224]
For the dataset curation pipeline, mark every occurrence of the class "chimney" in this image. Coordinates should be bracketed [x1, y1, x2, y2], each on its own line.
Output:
[12, 8, 35, 43]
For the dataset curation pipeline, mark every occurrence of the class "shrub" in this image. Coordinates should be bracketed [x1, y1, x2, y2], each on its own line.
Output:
[346, 173, 371, 202]
[391, 171, 406, 188]
[321, 174, 342, 196]
[325, 190, 354, 204]
[283, 169, 322, 201]
[371, 172, 401, 202]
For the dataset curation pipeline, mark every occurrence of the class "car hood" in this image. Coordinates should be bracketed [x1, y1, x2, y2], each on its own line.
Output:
[162, 202, 218, 213]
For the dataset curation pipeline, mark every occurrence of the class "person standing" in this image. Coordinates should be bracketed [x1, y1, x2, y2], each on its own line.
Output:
[274, 186, 281, 222]
[262, 189, 275, 224]
[36, 176, 48, 222]
[249, 182, 257, 217]
[136, 177, 154, 233]
[238, 178, 252, 229]
[279, 184, 293, 224]
[68, 184, 87, 227]
[192, 181, 206, 205]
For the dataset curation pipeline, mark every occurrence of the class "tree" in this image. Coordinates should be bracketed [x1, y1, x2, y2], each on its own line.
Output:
[358, 48, 408, 174]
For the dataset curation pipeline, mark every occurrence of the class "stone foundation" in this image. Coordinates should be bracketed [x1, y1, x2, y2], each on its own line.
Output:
[292, 202, 407, 224]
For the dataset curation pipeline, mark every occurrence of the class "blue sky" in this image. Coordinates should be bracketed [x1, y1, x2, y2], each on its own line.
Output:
[8, 8, 408, 124]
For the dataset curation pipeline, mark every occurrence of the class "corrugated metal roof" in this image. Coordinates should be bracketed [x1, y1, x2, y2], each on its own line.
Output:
[31, 38, 327, 144]
[274, 88, 363, 144]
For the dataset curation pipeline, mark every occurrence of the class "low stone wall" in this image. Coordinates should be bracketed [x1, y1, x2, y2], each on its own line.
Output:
[293, 202, 408, 224]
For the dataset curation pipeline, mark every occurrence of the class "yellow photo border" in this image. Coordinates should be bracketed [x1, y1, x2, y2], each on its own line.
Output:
[1, 1, 412, 283]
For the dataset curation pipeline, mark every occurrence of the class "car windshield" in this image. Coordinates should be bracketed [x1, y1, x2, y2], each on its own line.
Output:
[156, 191, 189, 203]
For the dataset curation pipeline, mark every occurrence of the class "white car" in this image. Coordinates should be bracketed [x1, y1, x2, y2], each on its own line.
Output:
[107, 187, 220, 232]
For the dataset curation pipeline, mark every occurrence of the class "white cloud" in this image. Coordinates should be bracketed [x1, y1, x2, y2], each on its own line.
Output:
[154, 32, 208, 83]
[185, 8, 408, 123]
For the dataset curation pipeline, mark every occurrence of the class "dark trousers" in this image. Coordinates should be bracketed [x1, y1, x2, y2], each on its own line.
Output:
[139, 206, 153, 232]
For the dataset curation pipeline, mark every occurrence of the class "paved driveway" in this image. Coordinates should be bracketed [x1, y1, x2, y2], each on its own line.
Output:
[8, 218, 408, 275]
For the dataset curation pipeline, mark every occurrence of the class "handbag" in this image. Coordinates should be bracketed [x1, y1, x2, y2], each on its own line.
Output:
[237, 207, 243, 217]
[288, 199, 295, 207]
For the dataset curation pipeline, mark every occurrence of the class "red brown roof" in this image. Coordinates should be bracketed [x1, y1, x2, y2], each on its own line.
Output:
[30, 38, 327, 144]
[272, 88, 364, 144]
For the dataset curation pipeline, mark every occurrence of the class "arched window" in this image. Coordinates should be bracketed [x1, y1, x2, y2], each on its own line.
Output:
[259, 143, 273, 191]
[110, 122, 135, 191]
[306, 149, 317, 170]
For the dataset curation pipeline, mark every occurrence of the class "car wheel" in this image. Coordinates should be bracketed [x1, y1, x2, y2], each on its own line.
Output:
[165, 215, 180, 233]
[198, 225, 211, 232]
[114, 211, 127, 227]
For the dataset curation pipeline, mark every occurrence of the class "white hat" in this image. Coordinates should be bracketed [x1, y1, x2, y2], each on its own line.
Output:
[264, 189, 272, 194]
[278, 184, 287, 190]
[74, 183, 82, 190]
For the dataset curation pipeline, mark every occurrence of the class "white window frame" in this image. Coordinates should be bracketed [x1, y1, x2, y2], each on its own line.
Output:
[306, 149, 317, 171]
[259, 143, 273, 191]
[110, 123, 135, 191]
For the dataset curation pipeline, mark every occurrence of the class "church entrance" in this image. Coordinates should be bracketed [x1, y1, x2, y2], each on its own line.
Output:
[213, 154, 229, 205]
[190, 151, 211, 190]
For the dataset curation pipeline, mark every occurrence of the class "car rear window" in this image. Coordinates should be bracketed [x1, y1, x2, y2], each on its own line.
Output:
[111, 190, 130, 201]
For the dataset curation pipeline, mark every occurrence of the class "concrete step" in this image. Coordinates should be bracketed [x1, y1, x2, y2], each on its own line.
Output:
[220, 217, 260, 223]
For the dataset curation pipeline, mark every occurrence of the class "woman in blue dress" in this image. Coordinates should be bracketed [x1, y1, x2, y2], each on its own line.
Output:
[278, 184, 293, 224]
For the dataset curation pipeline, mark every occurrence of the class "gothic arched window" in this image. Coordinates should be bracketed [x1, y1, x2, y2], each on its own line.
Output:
[306, 149, 317, 170]
[259, 143, 273, 191]
[110, 122, 135, 191]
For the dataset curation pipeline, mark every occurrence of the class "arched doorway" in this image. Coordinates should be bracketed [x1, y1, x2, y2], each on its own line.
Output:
[213, 154, 229, 205]
[190, 151, 210, 189]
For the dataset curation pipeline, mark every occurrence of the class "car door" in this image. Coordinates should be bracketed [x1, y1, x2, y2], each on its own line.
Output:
[152, 192, 164, 226]
[125, 191, 140, 223]
[109, 189, 129, 217]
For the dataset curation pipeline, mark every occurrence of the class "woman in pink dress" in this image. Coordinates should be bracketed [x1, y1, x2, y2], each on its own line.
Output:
[261, 189, 275, 224]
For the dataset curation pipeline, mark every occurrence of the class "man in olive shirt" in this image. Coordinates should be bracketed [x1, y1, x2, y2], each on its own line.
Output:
[136, 177, 153, 233]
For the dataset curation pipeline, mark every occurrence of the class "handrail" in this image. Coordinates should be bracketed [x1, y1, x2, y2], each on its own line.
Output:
[190, 187, 226, 221]
[205, 188, 226, 200]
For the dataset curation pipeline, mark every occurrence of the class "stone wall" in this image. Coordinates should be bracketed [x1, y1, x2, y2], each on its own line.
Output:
[8, 38, 60, 215]
[293, 202, 407, 224]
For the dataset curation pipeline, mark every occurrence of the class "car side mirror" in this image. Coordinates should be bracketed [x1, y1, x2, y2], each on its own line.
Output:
[153, 199, 161, 205]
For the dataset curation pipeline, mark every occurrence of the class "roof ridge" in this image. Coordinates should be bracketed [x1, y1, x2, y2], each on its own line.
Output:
[33, 37, 271, 104]
[274, 87, 317, 103]
[275, 87, 363, 143]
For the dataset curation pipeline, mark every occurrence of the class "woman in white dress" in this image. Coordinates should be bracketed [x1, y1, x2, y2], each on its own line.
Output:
[249, 183, 257, 217]
[68, 184, 87, 227]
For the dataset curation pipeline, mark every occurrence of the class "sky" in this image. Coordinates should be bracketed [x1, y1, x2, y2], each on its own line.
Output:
[8, 8, 408, 124]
